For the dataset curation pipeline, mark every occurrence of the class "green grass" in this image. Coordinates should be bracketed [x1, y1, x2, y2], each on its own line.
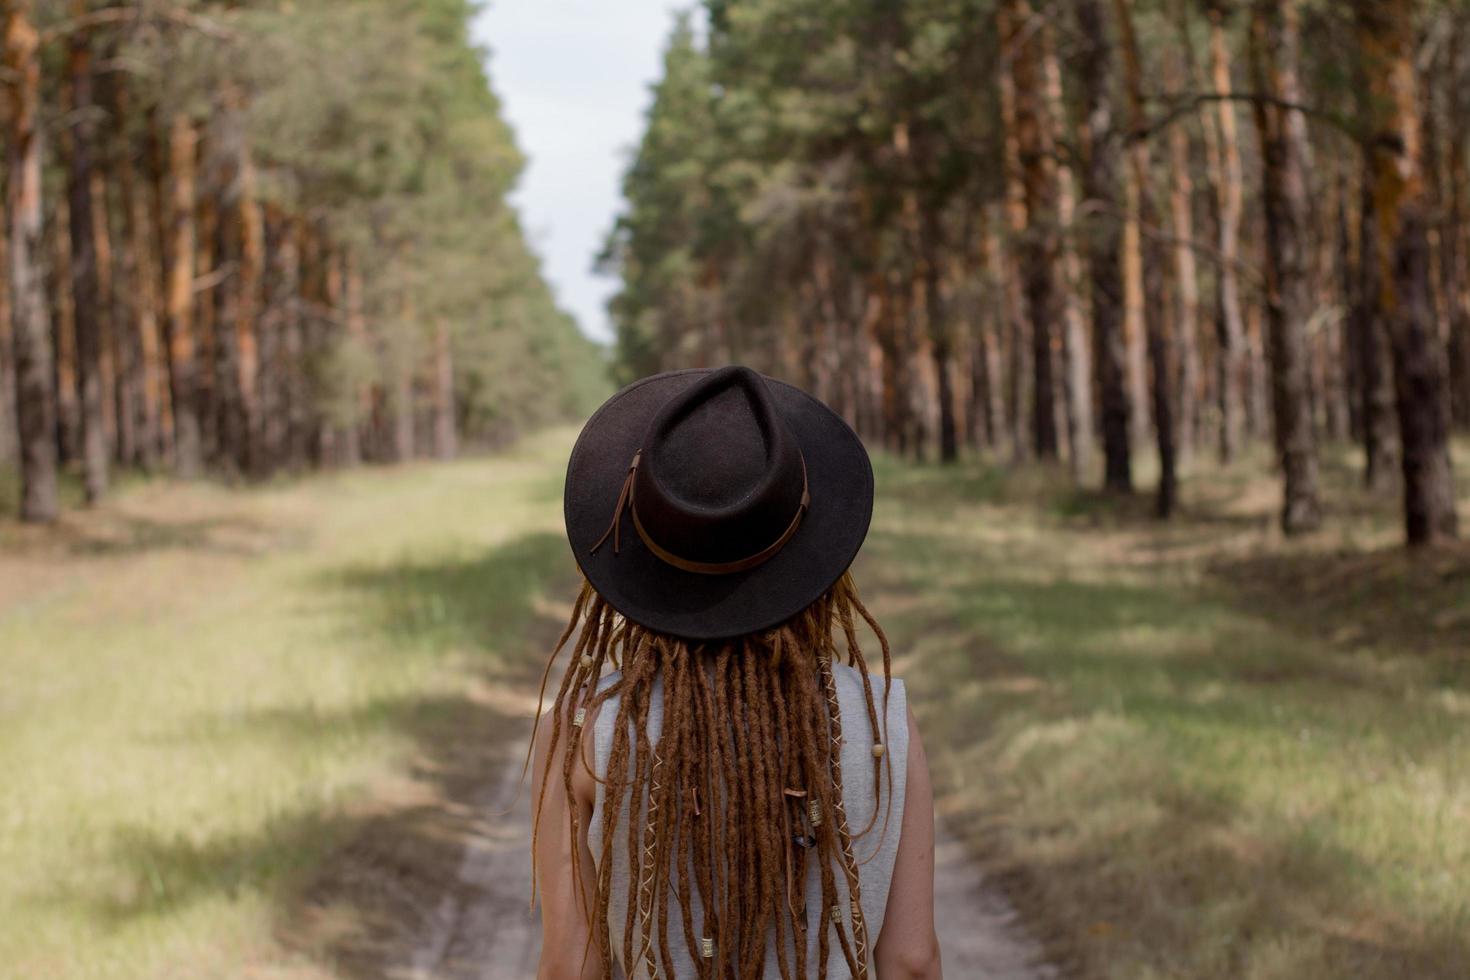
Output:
[0, 430, 581, 979]
[864, 443, 1470, 979]
[5, 428, 1469, 979]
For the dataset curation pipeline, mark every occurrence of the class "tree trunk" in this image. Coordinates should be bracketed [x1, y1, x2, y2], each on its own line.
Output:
[1039, 20, 1094, 479]
[91, 66, 122, 468]
[283, 216, 310, 471]
[119, 124, 164, 469]
[1443, 15, 1470, 431]
[1348, 150, 1401, 492]
[996, 11, 1032, 463]
[342, 256, 367, 465]
[3, 0, 58, 521]
[1339, 168, 1365, 445]
[0, 222, 14, 465]
[981, 206, 1012, 450]
[207, 182, 238, 472]
[197, 165, 224, 466]
[163, 113, 202, 477]
[1002, 0, 1060, 462]
[391, 289, 416, 463]
[228, 89, 264, 475]
[968, 316, 998, 451]
[65, 19, 109, 503]
[392, 362, 415, 463]
[1163, 44, 1202, 468]
[1359, 0, 1459, 545]
[1250, 0, 1323, 534]
[1114, 0, 1177, 517]
[50, 191, 80, 464]
[432, 319, 456, 460]
[294, 221, 329, 467]
[1319, 171, 1352, 444]
[1075, 0, 1132, 492]
[921, 224, 958, 464]
[1202, 5, 1249, 465]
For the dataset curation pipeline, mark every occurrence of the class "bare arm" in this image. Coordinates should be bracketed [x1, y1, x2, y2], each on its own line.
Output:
[874, 705, 943, 979]
[532, 707, 605, 980]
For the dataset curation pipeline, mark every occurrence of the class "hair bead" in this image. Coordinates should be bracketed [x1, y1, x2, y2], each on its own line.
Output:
[871, 742, 886, 758]
[572, 707, 586, 728]
[700, 937, 715, 958]
[808, 799, 823, 826]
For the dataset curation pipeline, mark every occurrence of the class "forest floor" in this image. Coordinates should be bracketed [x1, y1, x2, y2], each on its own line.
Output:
[863, 441, 1470, 980]
[2, 432, 1468, 979]
[0, 429, 1050, 980]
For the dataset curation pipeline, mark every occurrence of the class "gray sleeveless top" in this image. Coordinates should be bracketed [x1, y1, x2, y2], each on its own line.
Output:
[589, 663, 908, 979]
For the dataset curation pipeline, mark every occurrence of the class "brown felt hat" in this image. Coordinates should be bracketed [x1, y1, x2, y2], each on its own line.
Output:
[564, 366, 874, 640]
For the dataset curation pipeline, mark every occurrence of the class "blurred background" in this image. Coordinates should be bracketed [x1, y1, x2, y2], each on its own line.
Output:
[1, 0, 1468, 978]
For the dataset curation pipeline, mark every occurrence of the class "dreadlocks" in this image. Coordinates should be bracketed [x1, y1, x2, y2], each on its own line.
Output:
[530, 571, 894, 979]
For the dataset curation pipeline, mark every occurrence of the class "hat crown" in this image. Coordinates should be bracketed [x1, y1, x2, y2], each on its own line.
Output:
[634, 366, 807, 564]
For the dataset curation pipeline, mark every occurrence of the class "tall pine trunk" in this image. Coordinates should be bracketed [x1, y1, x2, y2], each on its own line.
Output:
[1250, 0, 1323, 534]
[1206, 4, 1249, 464]
[4, 0, 58, 521]
[432, 319, 456, 460]
[118, 118, 164, 469]
[925, 265, 959, 462]
[228, 89, 264, 475]
[342, 256, 368, 465]
[197, 176, 221, 465]
[91, 64, 122, 468]
[1002, 0, 1061, 462]
[391, 290, 416, 463]
[981, 207, 1012, 450]
[0, 225, 14, 465]
[1075, 0, 1132, 492]
[996, 12, 1032, 463]
[164, 113, 203, 477]
[1349, 150, 1401, 491]
[1443, 15, 1470, 431]
[1040, 20, 1094, 479]
[1164, 45, 1202, 468]
[1359, 0, 1459, 545]
[65, 19, 109, 503]
[51, 192, 80, 464]
[1114, 0, 1178, 517]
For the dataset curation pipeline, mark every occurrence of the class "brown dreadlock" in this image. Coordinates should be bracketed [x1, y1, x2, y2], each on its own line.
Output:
[529, 571, 894, 979]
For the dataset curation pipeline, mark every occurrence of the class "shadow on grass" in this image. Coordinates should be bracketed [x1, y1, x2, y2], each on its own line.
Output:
[67, 513, 284, 557]
[861, 514, 1470, 979]
[43, 528, 577, 978]
[1210, 544, 1470, 676]
[321, 530, 574, 683]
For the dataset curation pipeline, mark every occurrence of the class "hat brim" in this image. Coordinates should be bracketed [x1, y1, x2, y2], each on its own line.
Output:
[564, 368, 875, 641]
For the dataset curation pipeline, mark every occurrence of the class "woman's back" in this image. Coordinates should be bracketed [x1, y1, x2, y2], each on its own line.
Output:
[588, 663, 909, 979]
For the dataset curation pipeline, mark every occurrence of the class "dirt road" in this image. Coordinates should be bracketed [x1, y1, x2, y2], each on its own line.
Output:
[393, 732, 1057, 980]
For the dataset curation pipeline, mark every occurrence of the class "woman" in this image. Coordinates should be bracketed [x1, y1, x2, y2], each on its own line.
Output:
[531, 366, 941, 979]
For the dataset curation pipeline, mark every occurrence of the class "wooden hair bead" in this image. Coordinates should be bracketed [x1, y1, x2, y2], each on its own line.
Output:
[580, 654, 595, 669]
[871, 742, 886, 759]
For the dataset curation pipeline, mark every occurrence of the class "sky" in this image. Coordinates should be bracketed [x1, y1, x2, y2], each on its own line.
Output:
[473, 1, 690, 345]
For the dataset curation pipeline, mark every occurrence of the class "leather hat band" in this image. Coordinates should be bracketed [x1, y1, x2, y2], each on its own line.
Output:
[589, 450, 811, 575]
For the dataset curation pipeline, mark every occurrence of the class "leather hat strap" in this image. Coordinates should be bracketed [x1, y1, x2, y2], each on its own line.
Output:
[589, 449, 811, 576]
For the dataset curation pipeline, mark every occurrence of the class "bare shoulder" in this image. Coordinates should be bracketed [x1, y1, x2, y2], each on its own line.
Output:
[530, 698, 600, 810]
